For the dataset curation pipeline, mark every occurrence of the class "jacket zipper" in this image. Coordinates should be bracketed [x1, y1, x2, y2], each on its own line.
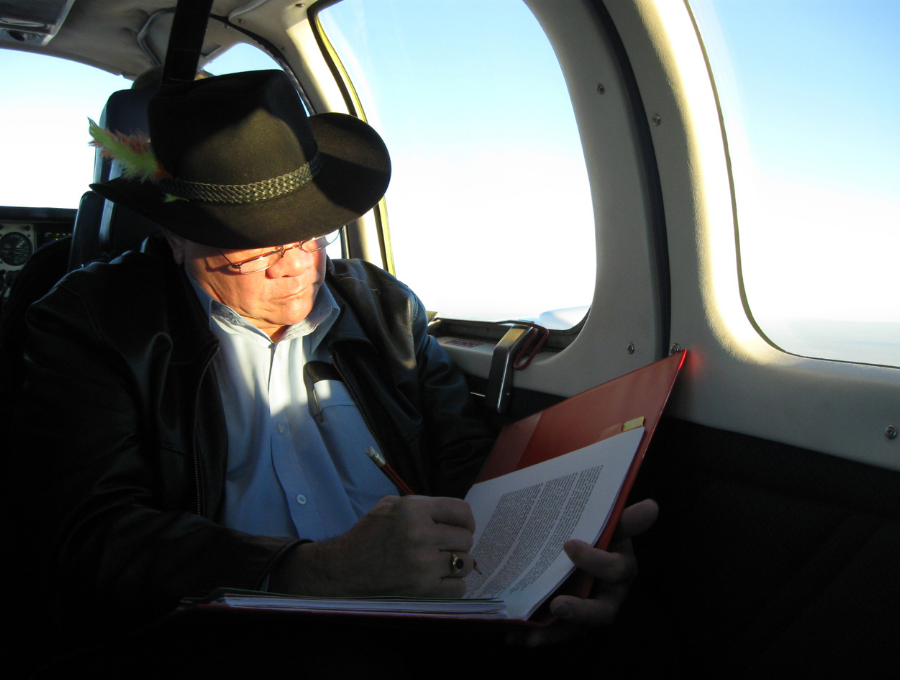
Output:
[192, 346, 218, 516]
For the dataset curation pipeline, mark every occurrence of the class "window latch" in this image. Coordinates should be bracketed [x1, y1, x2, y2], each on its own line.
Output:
[484, 323, 548, 414]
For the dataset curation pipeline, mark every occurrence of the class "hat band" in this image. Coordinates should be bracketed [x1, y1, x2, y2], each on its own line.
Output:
[156, 152, 323, 205]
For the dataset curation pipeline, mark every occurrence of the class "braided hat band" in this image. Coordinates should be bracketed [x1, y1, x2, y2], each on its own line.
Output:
[157, 152, 323, 204]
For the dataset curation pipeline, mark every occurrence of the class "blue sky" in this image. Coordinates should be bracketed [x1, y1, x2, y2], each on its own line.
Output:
[0, 50, 129, 208]
[0, 45, 277, 210]
[689, 0, 900, 365]
[318, 0, 596, 324]
[693, 0, 900, 196]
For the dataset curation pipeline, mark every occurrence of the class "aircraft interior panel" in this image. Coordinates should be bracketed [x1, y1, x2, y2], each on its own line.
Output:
[605, 0, 900, 472]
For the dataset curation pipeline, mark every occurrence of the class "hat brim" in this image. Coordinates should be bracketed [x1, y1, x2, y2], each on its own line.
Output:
[91, 112, 390, 249]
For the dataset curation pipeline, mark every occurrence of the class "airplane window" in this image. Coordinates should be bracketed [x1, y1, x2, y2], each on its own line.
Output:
[0, 51, 128, 209]
[0, 43, 280, 212]
[204, 41, 284, 77]
[688, 0, 900, 368]
[317, 0, 596, 329]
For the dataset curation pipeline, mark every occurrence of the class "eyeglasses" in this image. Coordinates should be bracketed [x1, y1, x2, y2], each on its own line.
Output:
[219, 231, 340, 274]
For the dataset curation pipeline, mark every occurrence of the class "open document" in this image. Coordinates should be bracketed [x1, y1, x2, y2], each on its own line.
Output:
[187, 427, 643, 623]
[463, 426, 643, 620]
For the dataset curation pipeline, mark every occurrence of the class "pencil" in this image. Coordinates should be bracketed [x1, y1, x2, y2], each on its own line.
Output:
[365, 446, 416, 496]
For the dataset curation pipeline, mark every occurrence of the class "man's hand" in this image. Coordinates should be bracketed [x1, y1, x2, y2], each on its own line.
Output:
[269, 495, 476, 598]
[507, 498, 659, 647]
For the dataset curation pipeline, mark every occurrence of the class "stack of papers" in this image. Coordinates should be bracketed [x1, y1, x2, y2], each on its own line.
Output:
[190, 590, 508, 619]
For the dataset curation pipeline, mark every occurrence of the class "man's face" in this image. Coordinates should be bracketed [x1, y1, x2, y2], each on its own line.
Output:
[166, 231, 327, 340]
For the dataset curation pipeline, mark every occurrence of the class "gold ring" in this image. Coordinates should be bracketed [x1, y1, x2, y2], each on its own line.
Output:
[449, 553, 464, 576]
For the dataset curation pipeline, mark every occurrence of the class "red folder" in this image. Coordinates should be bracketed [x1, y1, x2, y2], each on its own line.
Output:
[475, 350, 686, 623]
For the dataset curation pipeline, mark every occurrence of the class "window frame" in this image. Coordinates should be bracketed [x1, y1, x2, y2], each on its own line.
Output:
[308, 0, 395, 274]
[603, 0, 900, 471]
[307, 0, 670, 362]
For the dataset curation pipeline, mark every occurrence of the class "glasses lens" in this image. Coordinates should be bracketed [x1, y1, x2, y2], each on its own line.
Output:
[301, 230, 340, 252]
[239, 250, 283, 274]
[231, 231, 340, 273]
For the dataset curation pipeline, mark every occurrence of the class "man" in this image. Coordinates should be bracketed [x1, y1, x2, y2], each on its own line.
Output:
[12, 70, 656, 655]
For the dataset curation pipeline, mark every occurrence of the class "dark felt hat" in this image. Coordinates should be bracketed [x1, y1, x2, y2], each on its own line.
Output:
[91, 69, 391, 249]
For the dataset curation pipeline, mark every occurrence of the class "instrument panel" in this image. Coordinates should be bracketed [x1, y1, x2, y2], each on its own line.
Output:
[0, 223, 36, 296]
[0, 226, 35, 268]
[0, 215, 71, 298]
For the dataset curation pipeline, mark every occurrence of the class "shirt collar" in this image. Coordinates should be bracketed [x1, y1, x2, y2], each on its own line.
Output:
[186, 270, 340, 349]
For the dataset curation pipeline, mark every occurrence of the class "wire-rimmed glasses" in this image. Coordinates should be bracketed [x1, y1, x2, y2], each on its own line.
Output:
[219, 231, 339, 274]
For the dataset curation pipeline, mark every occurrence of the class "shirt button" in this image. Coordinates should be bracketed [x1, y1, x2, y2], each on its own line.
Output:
[276, 423, 286, 434]
[296, 494, 307, 505]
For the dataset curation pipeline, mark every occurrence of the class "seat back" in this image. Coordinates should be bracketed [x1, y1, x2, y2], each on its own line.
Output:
[70, 87, 161, 271]
[67, 191, 104, 271]
[98, 200, 162, 261]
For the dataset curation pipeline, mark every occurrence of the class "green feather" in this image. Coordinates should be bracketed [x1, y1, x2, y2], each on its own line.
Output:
[88, 118, 163, 181]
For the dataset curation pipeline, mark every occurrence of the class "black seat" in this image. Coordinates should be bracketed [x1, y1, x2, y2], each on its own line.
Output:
[67, 191, 105, 271]
[70, 87, 161, 270]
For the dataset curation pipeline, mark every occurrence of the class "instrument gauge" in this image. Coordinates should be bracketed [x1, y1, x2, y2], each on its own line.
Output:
[0, 232, 34, 267]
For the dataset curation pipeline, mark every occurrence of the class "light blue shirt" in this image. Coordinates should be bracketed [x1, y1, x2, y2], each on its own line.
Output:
[187, 274, 399, 541]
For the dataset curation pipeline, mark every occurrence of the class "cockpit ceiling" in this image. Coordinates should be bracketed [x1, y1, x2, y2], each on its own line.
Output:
[0, 0, 263, 79]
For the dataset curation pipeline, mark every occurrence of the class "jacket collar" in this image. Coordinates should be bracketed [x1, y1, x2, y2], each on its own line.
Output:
[141, 232, 218, 365]
[323, 257, 375, 346]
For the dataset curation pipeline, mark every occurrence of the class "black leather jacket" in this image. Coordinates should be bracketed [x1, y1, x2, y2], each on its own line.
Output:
[12, 235, 494, 628]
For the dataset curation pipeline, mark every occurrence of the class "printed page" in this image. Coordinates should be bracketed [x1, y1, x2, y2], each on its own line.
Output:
[463, 427, 644, 620]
